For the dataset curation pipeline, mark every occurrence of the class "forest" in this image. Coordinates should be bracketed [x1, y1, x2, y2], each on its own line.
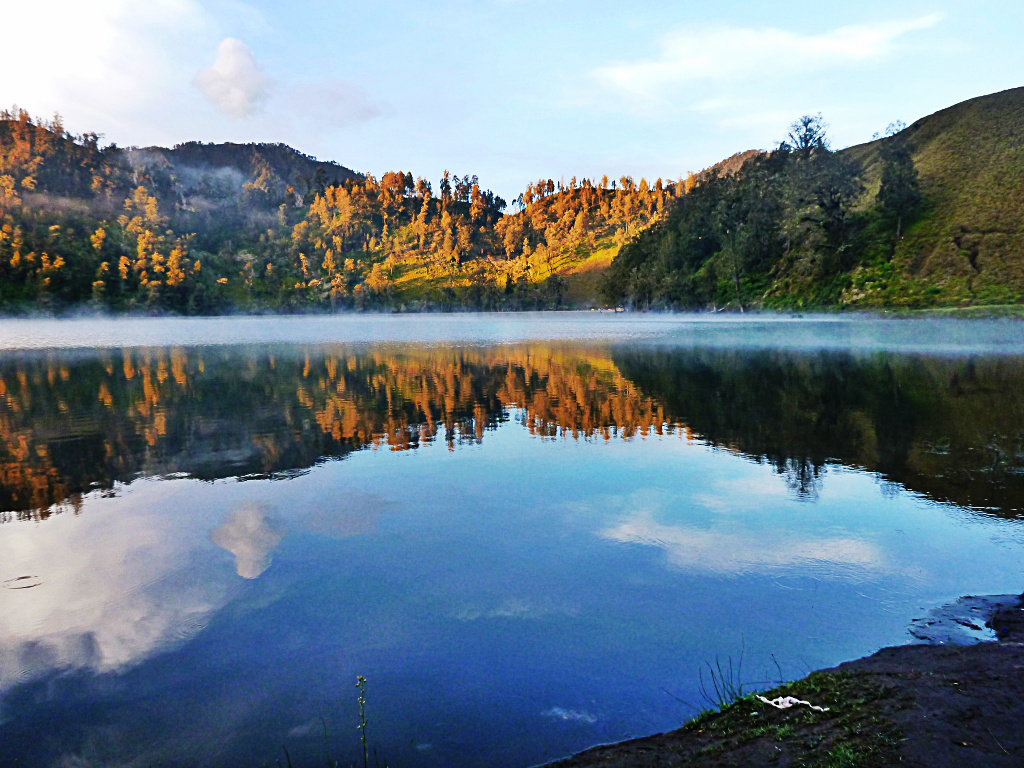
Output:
[0, 108, 683, 313]
[600, 116, 919, 309]
[3, 85, 1024, 313]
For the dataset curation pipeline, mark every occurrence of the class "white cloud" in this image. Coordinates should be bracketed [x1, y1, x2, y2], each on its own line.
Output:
[0, 481, 392, 704]
[453, 597, 579, 621]
[0, 1, 376, 157]
[0, 482, 235, 699]
[2, 0, 211, 138]
[542, 707, 598, 724]
[194, 37, 270, 118]
[594, 14, 945, 104]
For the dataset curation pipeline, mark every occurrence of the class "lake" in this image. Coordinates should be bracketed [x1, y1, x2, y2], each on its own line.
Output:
[2, 313, 1024, 768]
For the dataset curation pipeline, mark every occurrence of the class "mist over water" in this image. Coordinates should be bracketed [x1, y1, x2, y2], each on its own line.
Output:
[2, 312, 1024, 354]
[1, 316, 1023, 768]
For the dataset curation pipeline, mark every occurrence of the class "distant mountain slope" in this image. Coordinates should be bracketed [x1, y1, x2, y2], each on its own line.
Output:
[843, 86, 1024, 305]
[132, 141, 360, 202]
[701, 149, 762, 179]
[0, 115, 360, 214]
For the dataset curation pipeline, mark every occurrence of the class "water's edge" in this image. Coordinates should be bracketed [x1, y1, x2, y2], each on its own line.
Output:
[543, 592, 1024, 767]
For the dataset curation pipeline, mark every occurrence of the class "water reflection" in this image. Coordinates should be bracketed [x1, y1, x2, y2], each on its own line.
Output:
[614, 348, 1024, 514]
[2, 344, 1023, 521]
[3, 341, 1024, 768]
[212, 506, 283, 579]
[600, 495, 883, 575]
[0, 484, 235, 696]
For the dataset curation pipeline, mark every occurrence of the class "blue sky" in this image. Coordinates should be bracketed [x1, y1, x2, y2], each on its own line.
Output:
[5, 0, 1022, 198]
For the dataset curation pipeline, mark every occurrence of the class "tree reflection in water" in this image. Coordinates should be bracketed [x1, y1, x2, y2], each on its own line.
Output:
[2, 344, 1023, 522]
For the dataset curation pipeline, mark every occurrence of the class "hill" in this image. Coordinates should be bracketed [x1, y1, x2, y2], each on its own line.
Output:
[3, 88, 1023, 314]
[127, 141, 360, 204]
[0, 108, 694, 312]
[842, 86, 1024, 306]
[602, 87, 1024, 310]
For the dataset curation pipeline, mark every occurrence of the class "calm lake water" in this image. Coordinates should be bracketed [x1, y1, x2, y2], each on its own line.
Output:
[2, 314, 1024, 768]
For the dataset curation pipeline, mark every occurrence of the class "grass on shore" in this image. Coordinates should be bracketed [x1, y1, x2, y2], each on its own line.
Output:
[881, 303, 1024, 318]
[680, 671, 906, 768]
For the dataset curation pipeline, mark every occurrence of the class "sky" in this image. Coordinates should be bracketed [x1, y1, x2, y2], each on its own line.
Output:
[3, 0, 1022, 199]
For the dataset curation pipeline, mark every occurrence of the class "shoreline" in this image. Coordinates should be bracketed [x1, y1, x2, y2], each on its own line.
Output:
[0, 304, 1023, 321]
[544, 594, 1024, 767]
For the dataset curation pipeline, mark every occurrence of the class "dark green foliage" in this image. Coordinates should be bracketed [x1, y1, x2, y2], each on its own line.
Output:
[602, 137, 862, 310]
[784, 113, 830, 152]
[601, 173, 726, 307]
[877, 134, 921, 240]
[612, 347, 1024, 514]
[606, 89, 1024, 310]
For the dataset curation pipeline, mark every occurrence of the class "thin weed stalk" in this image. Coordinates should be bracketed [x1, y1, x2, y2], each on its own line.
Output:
[356, 676, 369, 768]
[698, 641, 747, 711]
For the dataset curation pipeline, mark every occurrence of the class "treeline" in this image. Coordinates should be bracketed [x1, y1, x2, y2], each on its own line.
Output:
[601, 117, 921, 309]
[496, 174, 685, 271]
[0, 110, 219, 312]
[0, 108, 691, 313]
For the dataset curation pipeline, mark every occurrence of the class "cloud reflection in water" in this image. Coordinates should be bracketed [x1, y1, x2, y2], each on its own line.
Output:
[599, 497, 882, 576]
[212, 506, 282, 579]
[0, 487, 390, 701]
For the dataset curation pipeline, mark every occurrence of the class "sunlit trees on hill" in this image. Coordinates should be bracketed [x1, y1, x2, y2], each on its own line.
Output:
[0, 105, 919, 313]
[0, 106, 695, 312]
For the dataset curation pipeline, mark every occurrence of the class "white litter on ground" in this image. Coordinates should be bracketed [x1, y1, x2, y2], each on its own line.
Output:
[756, 695, 830, 712]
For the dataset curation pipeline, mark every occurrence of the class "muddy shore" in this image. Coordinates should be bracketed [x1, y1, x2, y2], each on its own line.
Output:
[545, 595, 1024, 767]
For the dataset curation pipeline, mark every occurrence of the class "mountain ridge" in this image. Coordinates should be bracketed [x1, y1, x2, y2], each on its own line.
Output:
[839, 85, 1024, 306]
[2, 87, 1023, 313]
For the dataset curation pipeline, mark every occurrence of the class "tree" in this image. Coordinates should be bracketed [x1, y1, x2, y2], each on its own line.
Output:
[785, 114, 829, 152]
[807, 151, 862, 257]
[365, 262, 392, 298]
[713, 160, 784, 311]
[779, 122, 862, 273]
[439, 171, 452, 206]
[877, 136, 920, 240]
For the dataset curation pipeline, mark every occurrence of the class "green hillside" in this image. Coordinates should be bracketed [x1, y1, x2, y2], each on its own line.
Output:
[602, 87, 1024, 311]
[842, 86, 1024, 307]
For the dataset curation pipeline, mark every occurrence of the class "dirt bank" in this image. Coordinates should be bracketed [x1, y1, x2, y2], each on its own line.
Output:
[545, 595, 1024, 768]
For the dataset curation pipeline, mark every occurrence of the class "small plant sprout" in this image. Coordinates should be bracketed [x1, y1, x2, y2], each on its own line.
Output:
[356, 675, 369, 768]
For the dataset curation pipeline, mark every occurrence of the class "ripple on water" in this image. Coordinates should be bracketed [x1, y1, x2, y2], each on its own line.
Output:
[2, 576, 43, 590]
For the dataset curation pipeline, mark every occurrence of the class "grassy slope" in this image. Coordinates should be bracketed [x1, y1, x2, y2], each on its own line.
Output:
[842, 86, 1024, 307]
[383, 227, 626, 308]
[561, 244, 618, 306]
